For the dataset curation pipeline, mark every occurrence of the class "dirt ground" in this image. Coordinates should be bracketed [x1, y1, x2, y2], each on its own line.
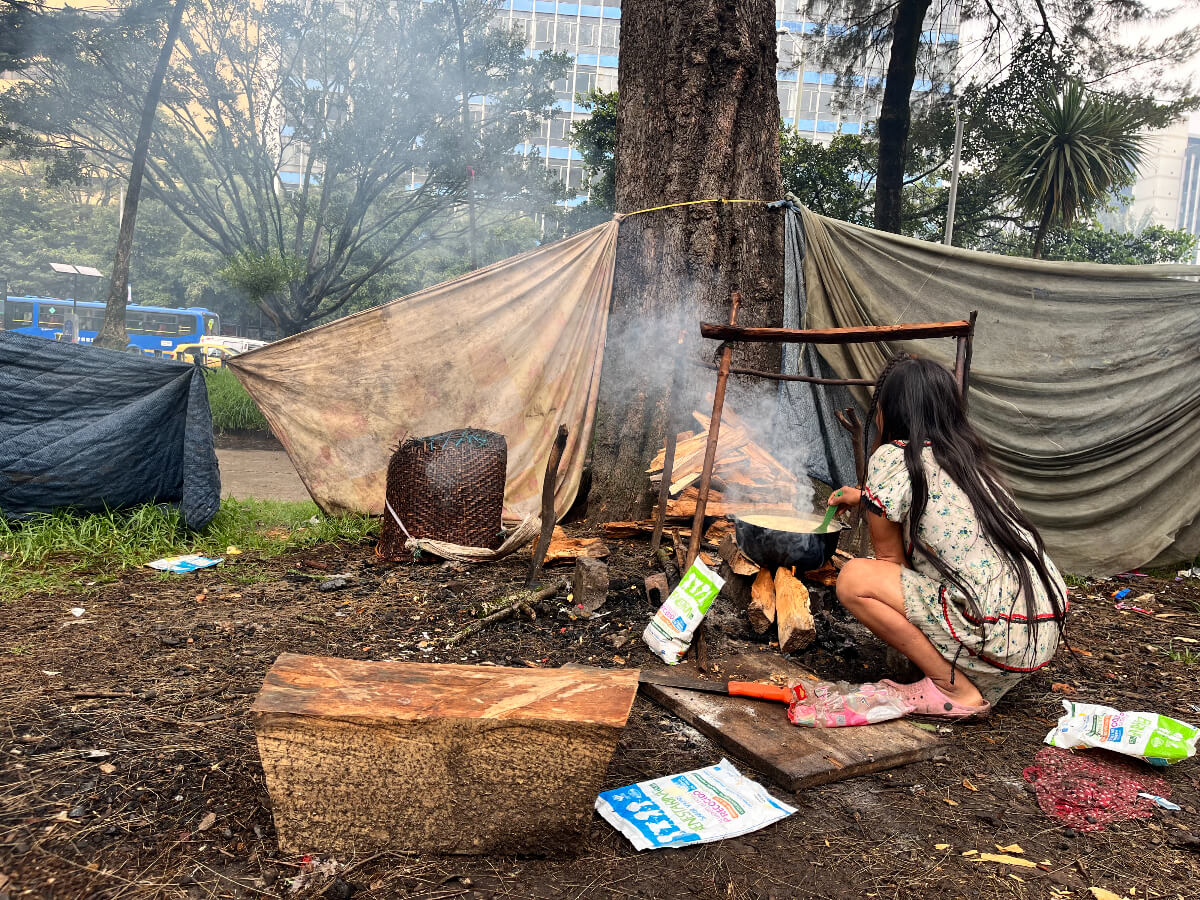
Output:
[214, 435, 310, 504]
[4, 529, 1200, 900]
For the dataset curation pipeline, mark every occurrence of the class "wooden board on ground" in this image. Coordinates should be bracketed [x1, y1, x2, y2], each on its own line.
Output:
[252, 654, 638, 855]
[638, 652, 938, 793]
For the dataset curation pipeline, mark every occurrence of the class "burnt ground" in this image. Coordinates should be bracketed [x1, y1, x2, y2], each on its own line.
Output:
[4, 530, 1200, 900]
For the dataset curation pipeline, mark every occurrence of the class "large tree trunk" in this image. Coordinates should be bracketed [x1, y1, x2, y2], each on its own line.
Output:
[94, 0, 186, 350]
[872, 0, 930, 234]
[586, 0, 784, 524]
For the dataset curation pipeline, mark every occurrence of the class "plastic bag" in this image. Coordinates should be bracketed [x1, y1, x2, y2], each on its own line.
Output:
[787, 679, 912, 727]
[1044, 700, 1199, 765]
[642, 559, 725, 665]
[595, 757, 796, 850]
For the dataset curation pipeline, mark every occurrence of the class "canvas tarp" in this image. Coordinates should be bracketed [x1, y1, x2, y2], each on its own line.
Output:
[229, 220, 619, 521]
[798, 206, 1200, 575]
[0, 330, 221, 529]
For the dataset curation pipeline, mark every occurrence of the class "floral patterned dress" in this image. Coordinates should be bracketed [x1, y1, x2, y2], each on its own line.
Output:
[862, 442, 1067, 703]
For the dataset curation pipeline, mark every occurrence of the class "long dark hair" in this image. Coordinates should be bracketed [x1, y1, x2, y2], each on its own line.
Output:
[863, 354, 1067, 636]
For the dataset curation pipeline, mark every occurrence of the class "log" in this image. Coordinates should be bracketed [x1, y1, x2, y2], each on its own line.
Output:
[252, 655, 638, 856]
[699, 320, 972, 344]
[747, 569, 776, 634]
[536, 526, 609, 566]
[717, 534, 760, 577]
[775, 568, 815, 653]
[572, 556, 609, 615]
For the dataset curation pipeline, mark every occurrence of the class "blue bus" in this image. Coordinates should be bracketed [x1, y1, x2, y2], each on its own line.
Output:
[1, 296, 220, 354]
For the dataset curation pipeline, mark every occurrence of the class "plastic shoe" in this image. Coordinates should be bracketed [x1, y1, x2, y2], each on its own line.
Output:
[880, 676, 992, 720]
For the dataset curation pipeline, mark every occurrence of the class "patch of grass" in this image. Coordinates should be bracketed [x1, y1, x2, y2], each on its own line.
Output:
[1063, 573, 1089, 589]
[1162, 640, 1200, 666]
[205, 367, 271, 434]
[0, 499, 377, 602]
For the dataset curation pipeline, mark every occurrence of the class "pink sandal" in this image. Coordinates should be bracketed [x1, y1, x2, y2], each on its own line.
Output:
[881, 676, 992, 720]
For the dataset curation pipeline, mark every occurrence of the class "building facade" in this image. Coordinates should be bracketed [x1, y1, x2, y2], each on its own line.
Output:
[493, 0, 961, 204]
[1177, 134, 1200, 263]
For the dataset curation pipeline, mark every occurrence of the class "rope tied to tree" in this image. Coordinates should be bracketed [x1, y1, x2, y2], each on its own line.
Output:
[613, 197, 776, 221]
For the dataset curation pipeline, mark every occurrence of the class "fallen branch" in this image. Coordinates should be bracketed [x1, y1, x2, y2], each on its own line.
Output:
[445, 581, 565, 646]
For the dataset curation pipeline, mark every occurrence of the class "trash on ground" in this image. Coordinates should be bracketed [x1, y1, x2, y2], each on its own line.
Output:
[318, 576, 349, 592]
[787, 680, 911, 727]
[595, 757, 795, 850]
[1176, 567, 1199, 580]
[69, 607, 85, 617]
[1023, 746, 1173, 832]
[1137, 792, 1182, 810]
[1044, 700, 1198, 764]
[643, 558, 724, 664]
[147, 554, 223, 574]
[970, 852, 1039, 869]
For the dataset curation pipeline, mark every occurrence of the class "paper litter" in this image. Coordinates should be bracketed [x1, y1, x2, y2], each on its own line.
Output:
[596, 758, 795, 850]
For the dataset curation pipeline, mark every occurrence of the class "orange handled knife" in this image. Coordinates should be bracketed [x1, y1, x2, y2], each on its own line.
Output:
[637, 669, 804, 703]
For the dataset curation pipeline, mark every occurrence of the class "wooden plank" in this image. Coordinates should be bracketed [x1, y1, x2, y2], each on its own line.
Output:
[638, 653, 939, 793]
[252, 655, 637, 855]
[700, 320, 972, 344]
[747, 569, 776, 634]
[536, 526, 609, 566]
[775, 568, 815, 653]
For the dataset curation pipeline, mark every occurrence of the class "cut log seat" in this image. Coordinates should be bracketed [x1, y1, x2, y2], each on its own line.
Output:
[251, 654, 638, 855]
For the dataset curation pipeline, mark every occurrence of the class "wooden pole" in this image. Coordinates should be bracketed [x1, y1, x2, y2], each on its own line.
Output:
[960, 310, 977, 414]
[526, 424, 569, 587]
[700, 320, 971, 344]
[650, 329, 689, 557]
[686, 292, 740, 568]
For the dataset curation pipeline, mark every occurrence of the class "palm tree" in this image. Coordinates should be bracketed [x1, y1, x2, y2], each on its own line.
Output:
[1003, 81, 1148, 258]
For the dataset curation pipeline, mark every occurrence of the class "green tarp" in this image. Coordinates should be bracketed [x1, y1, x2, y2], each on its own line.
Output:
[799, 207, 1200, 575]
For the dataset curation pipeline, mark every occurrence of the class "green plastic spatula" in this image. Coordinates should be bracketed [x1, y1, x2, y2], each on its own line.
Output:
[815, 491, 842, 533]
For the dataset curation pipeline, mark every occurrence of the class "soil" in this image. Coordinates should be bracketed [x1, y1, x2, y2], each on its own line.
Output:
[4, 531, 1200, 900]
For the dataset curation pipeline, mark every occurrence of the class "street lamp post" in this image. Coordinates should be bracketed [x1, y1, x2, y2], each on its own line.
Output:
[944, 99, 964, 246]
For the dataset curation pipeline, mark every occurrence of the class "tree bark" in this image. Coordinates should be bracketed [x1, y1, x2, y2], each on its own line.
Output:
[94, 0, 186, 350]
[587, 0, 784, 524]
[873, 0, 931, 234]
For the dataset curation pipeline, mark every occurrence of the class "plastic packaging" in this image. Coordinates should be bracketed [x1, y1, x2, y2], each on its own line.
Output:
[786, 679, 912, 727]
[642, 559, 725, 665]
[1044, 700, 1199, 765]
[595, 758, 796, 850]
[147, 554, 223, 574]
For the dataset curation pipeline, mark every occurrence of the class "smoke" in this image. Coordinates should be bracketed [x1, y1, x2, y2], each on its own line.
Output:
[599, 272, 817, 519]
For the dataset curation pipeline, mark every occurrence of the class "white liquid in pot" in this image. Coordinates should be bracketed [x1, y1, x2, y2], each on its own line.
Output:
[738, 514, 837, 533]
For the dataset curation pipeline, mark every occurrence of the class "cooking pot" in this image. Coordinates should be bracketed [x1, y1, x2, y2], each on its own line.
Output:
[732, 513, 844, 571]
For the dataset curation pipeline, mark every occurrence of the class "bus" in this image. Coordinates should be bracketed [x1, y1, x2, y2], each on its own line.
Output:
[1, 296, 220, 355]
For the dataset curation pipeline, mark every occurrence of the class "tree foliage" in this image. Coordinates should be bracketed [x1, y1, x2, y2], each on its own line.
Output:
[569, 88, 617, 210]
[1003, 81, 1151, 257]
[806, 0, 1200, 233]
[4, 0, 569, 334]
[780, 130, 874, 225]
[993, 222, 1198, 265]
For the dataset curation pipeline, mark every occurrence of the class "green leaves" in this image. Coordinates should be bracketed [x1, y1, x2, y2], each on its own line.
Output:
[1002, 81, 1150, 256]
[218, 249, 305, 304]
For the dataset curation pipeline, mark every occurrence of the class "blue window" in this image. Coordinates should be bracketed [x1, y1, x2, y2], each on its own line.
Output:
[797, 119, 817, 131]
[803, 71, 820, 84]
[817, 120, 837, 133]
[602, 6, 621, 19]
[867, 75, 885, 88]
[803, 23, 821, 35]
[558, 3, 579, 14]
[535, 1, 556, 12]
[827, 24, 846, 37]
[913, 78, 932, 92]
[510, 0, 534, 10]
[841, 122, 861, 135]
[920, 30, 936, 43]
[546, 146, 583, 160]
[821, 72, 836, 85]
[777, 69, 799, 82]
[940, 32, 958, 43]
[782, 117, 794, 127]
[598, 54, 618, 68]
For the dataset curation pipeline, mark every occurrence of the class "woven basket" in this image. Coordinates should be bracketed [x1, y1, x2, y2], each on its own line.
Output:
[379, 428, 507, 560]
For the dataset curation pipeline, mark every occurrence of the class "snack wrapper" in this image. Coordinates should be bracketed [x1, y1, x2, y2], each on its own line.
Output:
[642, 559, 725, 664]
[1044, 700, 1199, 765]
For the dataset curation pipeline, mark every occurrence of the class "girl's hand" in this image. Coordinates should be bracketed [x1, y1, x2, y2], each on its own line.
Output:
[827, 487, 861, 509]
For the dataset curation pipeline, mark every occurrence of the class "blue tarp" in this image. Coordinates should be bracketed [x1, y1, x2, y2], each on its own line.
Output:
[0, 331, 220, 528]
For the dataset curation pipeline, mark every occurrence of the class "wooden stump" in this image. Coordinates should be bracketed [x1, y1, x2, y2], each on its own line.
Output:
[572, 556, 610, 614]
[251, 654, 638, 856]
[775, 568, 815, 653]
[746, 569, 776, 635]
